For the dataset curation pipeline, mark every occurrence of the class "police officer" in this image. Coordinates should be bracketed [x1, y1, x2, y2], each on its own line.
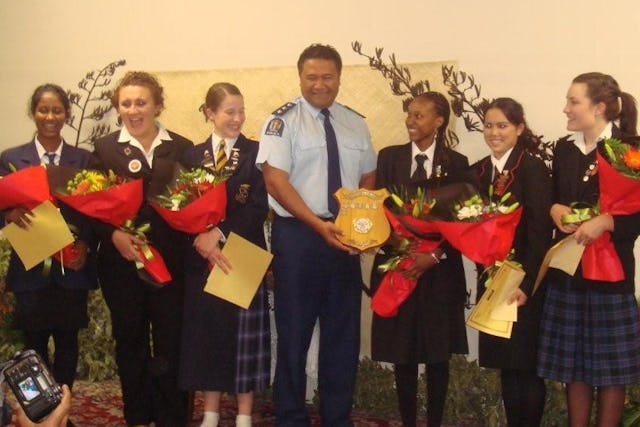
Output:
[256, 43, 376, 426]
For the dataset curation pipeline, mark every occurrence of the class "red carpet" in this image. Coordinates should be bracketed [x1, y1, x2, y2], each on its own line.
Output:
[7, 380, 402, 426]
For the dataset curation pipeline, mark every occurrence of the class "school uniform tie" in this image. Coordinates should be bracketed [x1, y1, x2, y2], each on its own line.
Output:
[492, 165, 501, 182]
[45, 152, 57, 166]
[412, 154, 428, 181]
[215, 139, 227, 172]
[321, 108, 341, 217]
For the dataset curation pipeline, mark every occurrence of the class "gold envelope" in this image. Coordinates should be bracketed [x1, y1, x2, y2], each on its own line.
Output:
[532, 236, 584, 295]
[204, 232, 273, 309]
[2, 201, 74, 270]
[466, 261, 525, 339]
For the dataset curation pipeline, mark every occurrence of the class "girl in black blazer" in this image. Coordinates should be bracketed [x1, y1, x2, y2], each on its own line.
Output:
[89, 71, 192, 427]
[178, 83, 269, 427]
[537, 72, 640, 426]
[371, 92, 469, 427]
[471, 98, 552, 426]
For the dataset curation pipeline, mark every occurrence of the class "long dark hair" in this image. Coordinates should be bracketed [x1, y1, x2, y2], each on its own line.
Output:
[573, 72, 638, 135]
[483, 97, 544, 156]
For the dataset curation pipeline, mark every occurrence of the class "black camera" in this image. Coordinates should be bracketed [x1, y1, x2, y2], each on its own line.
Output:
[2, 350, 62, 423]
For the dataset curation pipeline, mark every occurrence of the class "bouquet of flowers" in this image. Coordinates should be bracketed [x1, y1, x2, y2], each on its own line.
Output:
[54, 168, 142, 226]
[579, 137, 640, 281]
[371, 186, 442, 317]
[432, 185, 522, 266]
[151, 167, 227, 234]
[0, 165, 51, 210]
[54, 168, 171, 285]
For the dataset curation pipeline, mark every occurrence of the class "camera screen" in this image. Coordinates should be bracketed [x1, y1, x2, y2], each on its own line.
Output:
[18, 377, 40, 401]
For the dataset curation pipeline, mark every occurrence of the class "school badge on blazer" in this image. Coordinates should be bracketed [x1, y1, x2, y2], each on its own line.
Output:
[334, 188, 390, 250]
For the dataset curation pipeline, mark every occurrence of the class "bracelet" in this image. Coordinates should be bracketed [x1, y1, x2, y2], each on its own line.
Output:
[429, 252, 440, 264]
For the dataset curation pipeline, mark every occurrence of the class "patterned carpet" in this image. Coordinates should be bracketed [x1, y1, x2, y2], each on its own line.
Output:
[6, 380, 403, 426]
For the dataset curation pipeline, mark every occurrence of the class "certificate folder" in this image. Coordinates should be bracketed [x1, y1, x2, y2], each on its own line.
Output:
[466, 261, 525, 339]
[204, 232, 273, 309]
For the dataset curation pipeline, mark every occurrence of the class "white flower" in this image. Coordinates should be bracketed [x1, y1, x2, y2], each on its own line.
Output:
[171, 199, 181, 211]
[457, 204, 483, 220]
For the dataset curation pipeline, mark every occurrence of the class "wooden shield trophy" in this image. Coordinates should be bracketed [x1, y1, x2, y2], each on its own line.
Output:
[334, 188, 391, 250]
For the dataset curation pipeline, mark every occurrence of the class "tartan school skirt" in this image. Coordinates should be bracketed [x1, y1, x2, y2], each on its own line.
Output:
[235, 284, 271, 393]
[537, 277, 640, 387]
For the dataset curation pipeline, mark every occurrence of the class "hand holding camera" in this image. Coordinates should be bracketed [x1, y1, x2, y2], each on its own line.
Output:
[1, 350, 69, 426]
[12, 384, 71, 427]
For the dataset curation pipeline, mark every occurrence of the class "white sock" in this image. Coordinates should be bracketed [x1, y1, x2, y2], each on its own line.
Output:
[236, 414, 252, 427]
[200, 411, 220, 427]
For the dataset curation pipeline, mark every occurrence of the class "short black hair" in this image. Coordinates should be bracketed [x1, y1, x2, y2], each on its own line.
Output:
[297, 44, 342, 75]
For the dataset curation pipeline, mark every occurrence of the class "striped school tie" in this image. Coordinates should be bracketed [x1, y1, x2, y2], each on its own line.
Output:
[215, 139, 227, 172]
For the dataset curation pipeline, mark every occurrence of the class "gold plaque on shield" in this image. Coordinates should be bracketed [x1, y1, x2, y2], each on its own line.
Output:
[334, 188, 391, 250]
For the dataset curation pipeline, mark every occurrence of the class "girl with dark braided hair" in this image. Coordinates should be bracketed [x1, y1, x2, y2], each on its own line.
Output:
[371, 92, 469, 427]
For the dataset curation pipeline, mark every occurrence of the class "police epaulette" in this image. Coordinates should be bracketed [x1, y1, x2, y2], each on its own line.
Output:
[343, 104, 366, 118]
[272, 102, 296, 116]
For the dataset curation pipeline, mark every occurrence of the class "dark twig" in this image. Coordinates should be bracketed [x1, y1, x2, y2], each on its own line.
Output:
[67, 59, 126, 148]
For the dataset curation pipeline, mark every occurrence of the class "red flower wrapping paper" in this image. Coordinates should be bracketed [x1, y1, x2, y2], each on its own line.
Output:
[55, 179, 144, 227]
[371, 207, 442, 317]
[151, 182, 227, 234]
[0, 165, 51, 210]
[432, 207, 522, 267]
[581, 151, 640, 281]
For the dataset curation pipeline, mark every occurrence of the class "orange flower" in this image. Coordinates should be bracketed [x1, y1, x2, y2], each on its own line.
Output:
[622, 147, 640, 170]
[71, 179, 90, 195]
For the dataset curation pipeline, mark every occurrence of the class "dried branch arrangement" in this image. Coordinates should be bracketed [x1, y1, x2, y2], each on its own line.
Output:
[67, 59, 126, 148]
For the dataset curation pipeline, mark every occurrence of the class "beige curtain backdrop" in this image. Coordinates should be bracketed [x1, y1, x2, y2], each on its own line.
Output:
[155, 61, 456, 152]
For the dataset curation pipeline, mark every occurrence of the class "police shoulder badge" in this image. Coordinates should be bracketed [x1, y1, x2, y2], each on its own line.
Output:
[264, 101, 297, 137]
[265, 118, 285, 137]
[334, 188, 390, 250]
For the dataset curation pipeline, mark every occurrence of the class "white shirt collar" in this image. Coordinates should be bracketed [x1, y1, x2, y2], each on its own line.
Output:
[568, 121, 613, 155]
[299, 96, 335, 119]
[117, 122, 172, 166]
[411, 141, 436, 177]
[211, 132, 238, 156]
[491, 147, 515, 173]
[411, 140, 437, 160]
[34, 137, 63, 165]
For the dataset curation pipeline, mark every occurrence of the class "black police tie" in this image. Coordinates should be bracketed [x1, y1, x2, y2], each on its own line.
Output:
[321, 108, 341, 216]
[412, 154, 428, 181]
[45, 152, 56, 166]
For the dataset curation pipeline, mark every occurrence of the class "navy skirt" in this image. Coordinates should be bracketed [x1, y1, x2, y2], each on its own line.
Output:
[537, 277, 640, 386]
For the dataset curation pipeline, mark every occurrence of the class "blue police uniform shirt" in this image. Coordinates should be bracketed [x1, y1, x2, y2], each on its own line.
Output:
[256, 96, 377, 218]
